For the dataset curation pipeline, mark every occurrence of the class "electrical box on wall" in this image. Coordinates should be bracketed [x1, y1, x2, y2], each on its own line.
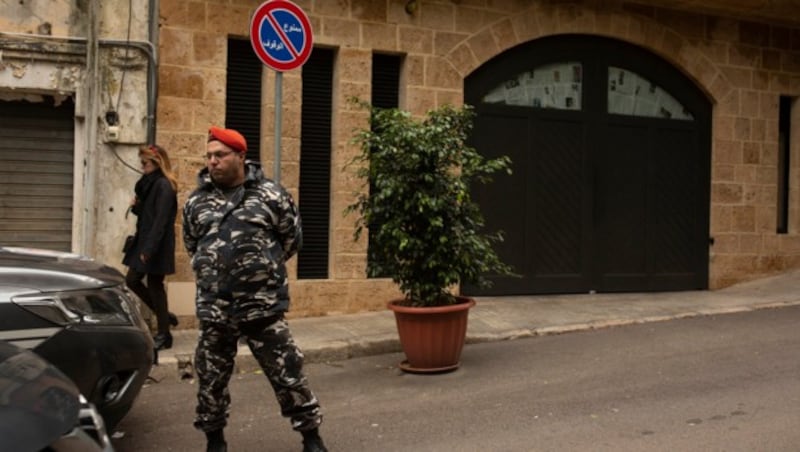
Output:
[102, 110, 145, 144]
[106, 125, 120, 142]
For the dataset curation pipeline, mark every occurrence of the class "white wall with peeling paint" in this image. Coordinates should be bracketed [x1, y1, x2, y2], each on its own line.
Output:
[0, 0, 154, 272]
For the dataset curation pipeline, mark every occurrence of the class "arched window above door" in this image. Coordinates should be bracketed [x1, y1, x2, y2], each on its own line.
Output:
[608, 67, 694, 120]
[482, 62, 583, 111]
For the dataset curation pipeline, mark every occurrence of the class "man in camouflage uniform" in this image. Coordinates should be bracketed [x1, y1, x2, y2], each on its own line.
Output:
[183, 126, 326, 452]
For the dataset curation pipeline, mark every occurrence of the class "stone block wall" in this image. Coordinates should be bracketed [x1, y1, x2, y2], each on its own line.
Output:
[157, 0, 800, 317]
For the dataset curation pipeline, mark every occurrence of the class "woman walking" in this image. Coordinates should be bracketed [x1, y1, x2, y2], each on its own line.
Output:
[123, 144, 179, 350]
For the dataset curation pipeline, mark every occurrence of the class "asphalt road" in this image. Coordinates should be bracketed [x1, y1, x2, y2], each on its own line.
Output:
[112, 305, 800, 451]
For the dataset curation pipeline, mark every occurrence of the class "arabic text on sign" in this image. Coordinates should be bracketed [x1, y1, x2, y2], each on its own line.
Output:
[282, 23, 302, 33]
[263, 40, 286, 51]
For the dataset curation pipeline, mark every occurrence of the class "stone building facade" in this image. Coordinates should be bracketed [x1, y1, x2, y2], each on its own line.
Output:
[156, 0, 800, 319]
[156, 0, 800, 318]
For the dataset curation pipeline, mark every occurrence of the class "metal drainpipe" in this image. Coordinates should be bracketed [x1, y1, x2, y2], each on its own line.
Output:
[81, 0, 101, 255]
[97, 39, 157, 143]
[148, 0, 160, 145]
[0, 32, 157, 145]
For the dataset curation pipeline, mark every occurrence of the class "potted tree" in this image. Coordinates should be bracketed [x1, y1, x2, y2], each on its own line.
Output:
[345, 99, 513, 373]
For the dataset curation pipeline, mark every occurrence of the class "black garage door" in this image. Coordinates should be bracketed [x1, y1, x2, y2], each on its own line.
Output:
[464, 35, 711, 295]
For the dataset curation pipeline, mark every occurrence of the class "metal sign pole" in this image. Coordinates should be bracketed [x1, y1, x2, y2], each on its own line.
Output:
[274, 71, 282, 184]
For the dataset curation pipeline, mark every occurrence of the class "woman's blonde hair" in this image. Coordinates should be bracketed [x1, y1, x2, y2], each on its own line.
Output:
[140, 144, 178, 192]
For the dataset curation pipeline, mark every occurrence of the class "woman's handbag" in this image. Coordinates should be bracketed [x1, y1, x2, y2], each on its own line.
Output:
[123, 235, 136, 253]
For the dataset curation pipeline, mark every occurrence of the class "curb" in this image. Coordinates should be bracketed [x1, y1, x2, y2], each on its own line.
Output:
[147, 300, 800, 383]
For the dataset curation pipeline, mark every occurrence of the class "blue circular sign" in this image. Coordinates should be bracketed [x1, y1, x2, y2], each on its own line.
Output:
[250, 0, 313, 71]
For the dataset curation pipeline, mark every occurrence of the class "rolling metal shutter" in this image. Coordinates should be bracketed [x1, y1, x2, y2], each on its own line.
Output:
[0, 98, 75, 251]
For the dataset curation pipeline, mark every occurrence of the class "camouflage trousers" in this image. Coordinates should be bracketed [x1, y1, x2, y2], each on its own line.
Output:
[193, 315, 323, 433]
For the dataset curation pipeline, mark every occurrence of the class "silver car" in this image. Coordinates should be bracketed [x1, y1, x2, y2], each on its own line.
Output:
[0, 247, 154, 430]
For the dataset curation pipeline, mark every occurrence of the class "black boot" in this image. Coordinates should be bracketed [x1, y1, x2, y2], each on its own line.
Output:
[302, 428, 328, 452]
[153, 332, 173, 351]
[206, 429, 227, 452]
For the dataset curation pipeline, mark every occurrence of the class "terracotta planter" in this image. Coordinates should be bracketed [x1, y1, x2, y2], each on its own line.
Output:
[387, 296, 476, 374]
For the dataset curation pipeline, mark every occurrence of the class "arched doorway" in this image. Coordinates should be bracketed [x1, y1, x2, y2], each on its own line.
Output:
[464, 35, 711, 295]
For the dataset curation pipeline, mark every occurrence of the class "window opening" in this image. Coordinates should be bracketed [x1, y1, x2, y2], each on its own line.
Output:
[777, 95, 794, 234]
[482, 62, 582, 110]
[368, 53, 402, 277]
[225, 38, 263, 161]
[297, 47, 335, 279]
[607, 67, 693, 120]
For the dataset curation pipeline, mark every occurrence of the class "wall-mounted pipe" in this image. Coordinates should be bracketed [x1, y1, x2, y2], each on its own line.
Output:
[0, 31, 158, 144]
[99, 39, 156, 143]
[147, 0, 159, 144]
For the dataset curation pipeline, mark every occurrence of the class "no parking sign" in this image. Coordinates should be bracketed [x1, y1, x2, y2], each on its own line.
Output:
[248, 0, 313, 183]
[250, 0, 313, 72]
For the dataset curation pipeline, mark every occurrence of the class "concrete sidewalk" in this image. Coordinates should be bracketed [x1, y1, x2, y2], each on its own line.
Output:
[152, 268, 800, 379]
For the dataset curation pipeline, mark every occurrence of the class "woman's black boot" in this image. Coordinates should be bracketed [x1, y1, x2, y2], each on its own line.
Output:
[153, 332, 173, 351]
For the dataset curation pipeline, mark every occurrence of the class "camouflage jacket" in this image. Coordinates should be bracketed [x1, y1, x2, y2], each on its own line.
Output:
[182, 161, 301, 323]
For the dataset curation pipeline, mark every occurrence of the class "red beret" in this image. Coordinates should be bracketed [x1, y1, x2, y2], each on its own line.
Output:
[208, 126, 247, 153]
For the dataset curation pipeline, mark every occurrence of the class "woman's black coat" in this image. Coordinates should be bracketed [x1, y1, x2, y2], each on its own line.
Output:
[122, 170, 177, 275]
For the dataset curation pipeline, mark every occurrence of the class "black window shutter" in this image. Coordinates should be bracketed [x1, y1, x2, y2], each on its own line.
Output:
[368, 53, 402, 275]
[298, 47, 334, 279]
[225, 38, 262, 162]
[372, 54, 401, 109]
